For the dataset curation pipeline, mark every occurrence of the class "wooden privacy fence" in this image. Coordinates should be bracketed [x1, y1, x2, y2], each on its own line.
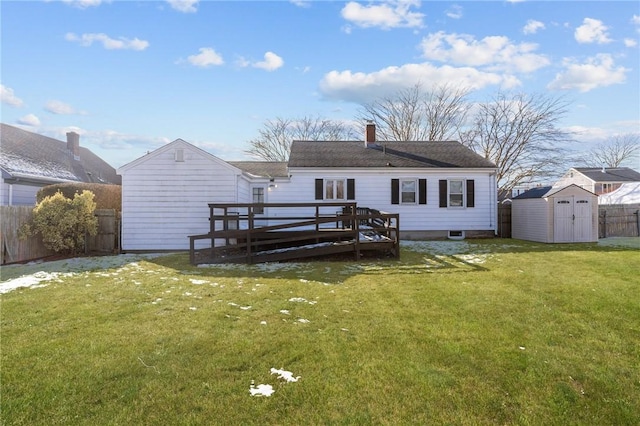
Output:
[1, 207, 119, 265]
[598, 204, 640, 238]
[497, 203, 512, 238]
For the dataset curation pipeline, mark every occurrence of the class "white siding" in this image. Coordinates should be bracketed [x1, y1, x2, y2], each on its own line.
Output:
[269, 168, 496, 233]
[0, 182, 41, 206]
[554, 169, 594, 192]
[119, 141, 243, 250]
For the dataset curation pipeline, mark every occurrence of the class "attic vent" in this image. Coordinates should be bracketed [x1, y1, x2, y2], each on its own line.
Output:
[175, 149, 184, 162]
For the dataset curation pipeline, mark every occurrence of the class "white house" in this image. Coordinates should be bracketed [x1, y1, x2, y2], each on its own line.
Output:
[117, 124, 498, 251]
[511, 184, 598, 243]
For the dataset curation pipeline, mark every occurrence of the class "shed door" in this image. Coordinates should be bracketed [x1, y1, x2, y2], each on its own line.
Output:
[554, 198, 574, 243]
[553, 196, 593, 243]
[573, 198, 593, 242]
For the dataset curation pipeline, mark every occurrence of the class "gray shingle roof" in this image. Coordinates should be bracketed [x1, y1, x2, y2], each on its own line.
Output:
[228, 161, 288, 178]
[512, 186, 553, 199]
[288, 141, 496, 169]
[574, 167, 640, 183]
[0, 123, 121, 185]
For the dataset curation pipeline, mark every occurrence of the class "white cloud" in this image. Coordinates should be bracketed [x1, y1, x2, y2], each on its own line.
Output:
[166, 0, 199, 13]
[575, 18, 612, 44]
[61, 0, 105, 9]
[632, 14, 640, 25]
[65, 32, 149, 51]
[17, 114, 41, 127]
[45, 100, 79, 115]
[253, 52, 284, 71]
[319, 62, 520, 103]
[187, 47, 224, 67]
[290, 0, 312, 7]
[419, 31, 550, 73]
[1, 84, 24, 107]
[238, 52, 284, 71]
[341, 0, 424, 30]
[523, 20, 545, 35]
[624, 38, 637, 47]
[445, 5, 463, 20]
[547, 54, 628, 92]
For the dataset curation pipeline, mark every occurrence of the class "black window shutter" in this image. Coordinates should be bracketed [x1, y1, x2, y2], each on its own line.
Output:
[466, 180, 475, 207]
[347, 179, 355, 200]
[391, 179, 399, 204]
[315, 179, 323, 200]
[439, 180, 447, 208]
[418, 179, 427, 204]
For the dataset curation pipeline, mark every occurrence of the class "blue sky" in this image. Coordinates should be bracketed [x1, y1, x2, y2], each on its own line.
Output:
[2, 0, 639, 169]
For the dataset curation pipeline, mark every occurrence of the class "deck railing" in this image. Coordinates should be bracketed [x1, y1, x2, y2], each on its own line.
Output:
[189, 202, 399, 264]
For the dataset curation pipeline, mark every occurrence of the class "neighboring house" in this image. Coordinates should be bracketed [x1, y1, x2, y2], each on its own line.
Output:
[511, 184, 598, 243]
[553, 167, 640, 195]
[598, 182, 640, 205]
[0, 123, 121, 205]
[117, 123, 497, 251]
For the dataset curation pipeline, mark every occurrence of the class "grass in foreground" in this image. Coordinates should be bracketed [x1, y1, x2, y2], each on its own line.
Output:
[1, 239, 639, 425]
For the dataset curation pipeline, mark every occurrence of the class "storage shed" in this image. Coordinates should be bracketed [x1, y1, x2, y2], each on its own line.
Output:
[512, 184, 598, 243]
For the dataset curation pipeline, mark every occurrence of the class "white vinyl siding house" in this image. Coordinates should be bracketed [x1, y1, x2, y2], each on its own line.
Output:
[117, 124, 498, 250]
[266, 168, 496, 239]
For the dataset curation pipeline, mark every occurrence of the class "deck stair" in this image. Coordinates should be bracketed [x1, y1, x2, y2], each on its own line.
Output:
[189, 202, 399, 265]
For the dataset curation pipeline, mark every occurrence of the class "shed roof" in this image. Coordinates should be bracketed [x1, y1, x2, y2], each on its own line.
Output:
[513, 184, 596, 200]
[0, 123, 120, 185]
[512, 186, 553, 199]
[288, 141, 496, 169]
[573, 167, 640, 183]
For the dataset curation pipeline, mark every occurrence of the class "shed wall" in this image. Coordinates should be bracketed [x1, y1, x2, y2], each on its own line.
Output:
[512, 199, 551, 243]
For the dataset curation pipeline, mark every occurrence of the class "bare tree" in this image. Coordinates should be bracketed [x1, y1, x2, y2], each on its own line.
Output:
[460, 92, 574, 192]
[358, 83, 472, 142]
[245, 116, 358, 161]
[577, 134, 639, 168]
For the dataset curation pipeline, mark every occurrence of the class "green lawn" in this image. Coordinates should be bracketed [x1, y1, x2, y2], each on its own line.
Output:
[1, 239, 639, 425]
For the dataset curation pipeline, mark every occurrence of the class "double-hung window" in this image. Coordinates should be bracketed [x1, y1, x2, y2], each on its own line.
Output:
[439, 179, 475, 208]
[325, 179, 345, 200]
[391, 179, 427, 205]
[401, 180, 417, 203]
[315, 178, 355, 200]
[449, 180, 464, 207]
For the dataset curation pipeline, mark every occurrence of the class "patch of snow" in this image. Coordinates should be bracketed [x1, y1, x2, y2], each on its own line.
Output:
[297, 318, 310, 324]
[189, 307, 197, 311]
[240, 306, 252, 310]
[260, 321, 267, 325]
[280, 310, 290, 315]
[270, 368, 301, 383]
[0, 271, 74, 294]
[189, 279, 208, 285]
[249, 383, 274, 397]
[288, 297, 316, 305]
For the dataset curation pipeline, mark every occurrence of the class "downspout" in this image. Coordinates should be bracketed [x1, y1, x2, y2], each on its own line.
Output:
[8, 183, 13, 206]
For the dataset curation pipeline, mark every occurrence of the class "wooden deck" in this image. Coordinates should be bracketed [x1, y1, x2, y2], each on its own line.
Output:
[189, 202, 399, 265]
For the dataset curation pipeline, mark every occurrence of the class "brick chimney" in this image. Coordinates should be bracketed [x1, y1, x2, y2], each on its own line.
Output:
[365, 121, 375, 147]
[66, 131, 80, 160]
